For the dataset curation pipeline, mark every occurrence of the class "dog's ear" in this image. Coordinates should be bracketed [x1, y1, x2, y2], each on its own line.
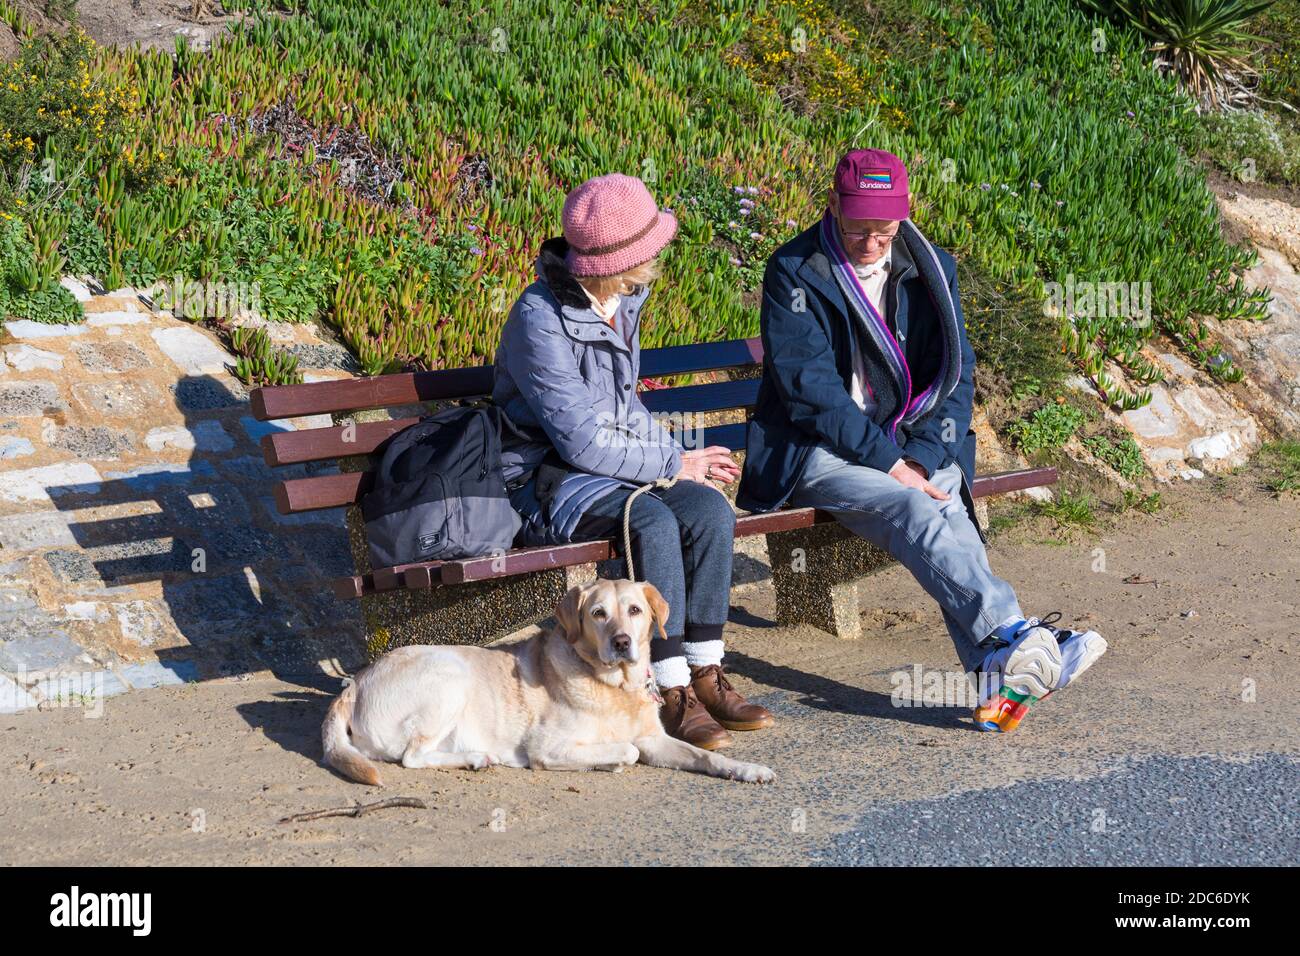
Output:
[640, 583, 670, 641]
[554, 585, 585, 644]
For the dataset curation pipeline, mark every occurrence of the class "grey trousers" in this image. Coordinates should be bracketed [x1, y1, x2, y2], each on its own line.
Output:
[789, 443, 1023, 671]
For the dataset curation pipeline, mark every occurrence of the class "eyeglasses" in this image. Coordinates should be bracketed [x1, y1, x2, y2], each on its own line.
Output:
[839, 228, 898, 245]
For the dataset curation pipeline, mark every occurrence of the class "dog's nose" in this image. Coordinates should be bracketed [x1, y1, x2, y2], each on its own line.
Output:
[612, 633, 632, 655]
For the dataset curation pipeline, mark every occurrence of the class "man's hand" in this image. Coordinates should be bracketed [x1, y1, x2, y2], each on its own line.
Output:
[889, 458, 949, 501]
[678, 446, 740, 488]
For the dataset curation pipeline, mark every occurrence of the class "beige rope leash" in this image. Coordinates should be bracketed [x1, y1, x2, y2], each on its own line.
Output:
[621, 475, 678, 581]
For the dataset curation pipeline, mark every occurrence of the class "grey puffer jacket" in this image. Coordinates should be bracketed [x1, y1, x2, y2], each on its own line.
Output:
[492, 236, 683, 545]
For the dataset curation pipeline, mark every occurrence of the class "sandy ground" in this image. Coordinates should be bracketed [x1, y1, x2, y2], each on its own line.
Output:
[1, 473, 1296, 866]
[3, 1, 249, 56]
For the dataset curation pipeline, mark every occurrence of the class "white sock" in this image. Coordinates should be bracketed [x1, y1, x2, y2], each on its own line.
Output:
[988, 614, 1027, 643]
[683, 639, 724, 668]
[651, 655, 691, 690]
[979, 615, 1028, 672]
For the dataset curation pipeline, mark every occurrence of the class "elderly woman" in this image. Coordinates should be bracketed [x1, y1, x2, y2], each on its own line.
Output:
[492, 173, 774, 750]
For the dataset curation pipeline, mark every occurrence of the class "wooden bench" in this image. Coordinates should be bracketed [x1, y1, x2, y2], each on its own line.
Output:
[248, 337, 1056, 656]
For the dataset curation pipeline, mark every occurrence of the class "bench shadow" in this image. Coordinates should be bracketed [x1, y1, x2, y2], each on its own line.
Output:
[723, 650, 972, 731]
[727, 602, 778, 628]
[235, 689, 332, 763]
[39, 373, 363, 695]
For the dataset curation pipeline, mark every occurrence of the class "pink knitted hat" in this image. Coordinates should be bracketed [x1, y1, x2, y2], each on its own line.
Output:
[562, 173, 678, 277]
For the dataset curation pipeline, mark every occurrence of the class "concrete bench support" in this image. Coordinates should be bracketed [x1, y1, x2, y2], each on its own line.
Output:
[765, 521, 894, 640]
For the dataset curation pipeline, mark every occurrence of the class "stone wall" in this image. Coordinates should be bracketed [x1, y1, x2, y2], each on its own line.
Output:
[1054, 191, 1300, 482]
[1213, 194, 1300, 441]
[1111, 352, 1261, 481]
[0, 281, 367, 714]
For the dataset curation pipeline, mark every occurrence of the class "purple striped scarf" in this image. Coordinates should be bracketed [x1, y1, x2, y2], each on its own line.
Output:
[819, 211, 962, 441]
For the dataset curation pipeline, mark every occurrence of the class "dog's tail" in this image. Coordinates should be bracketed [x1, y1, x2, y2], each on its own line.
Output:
[322, 680, 382, 787]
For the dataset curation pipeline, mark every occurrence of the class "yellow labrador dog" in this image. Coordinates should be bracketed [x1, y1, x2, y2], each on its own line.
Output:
[322, 579, 775, 786]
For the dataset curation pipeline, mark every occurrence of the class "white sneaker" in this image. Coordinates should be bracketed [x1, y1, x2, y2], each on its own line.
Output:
[977, 618, 1063, 702]
[1046, 618, 1108, 692]
[974, 614, 1105, 732]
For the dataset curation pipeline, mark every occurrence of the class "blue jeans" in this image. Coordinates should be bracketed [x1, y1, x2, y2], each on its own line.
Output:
[570, 479, 735, 663]
[790, 443, 1022, 670]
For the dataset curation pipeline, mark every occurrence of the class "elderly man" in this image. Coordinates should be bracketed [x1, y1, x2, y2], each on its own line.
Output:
[737, 149, 1107, 732]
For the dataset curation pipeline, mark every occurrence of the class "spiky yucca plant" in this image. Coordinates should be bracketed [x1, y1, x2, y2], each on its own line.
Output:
[1083, 0, 1275, 103]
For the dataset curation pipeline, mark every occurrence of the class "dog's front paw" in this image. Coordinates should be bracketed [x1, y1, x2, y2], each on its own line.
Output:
[597, 744, 640, 772]
[467, 753, 496, 771]
[728, 761, 775, 784]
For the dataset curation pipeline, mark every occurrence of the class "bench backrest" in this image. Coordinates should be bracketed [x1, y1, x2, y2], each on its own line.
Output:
[250, 337, 765, 515]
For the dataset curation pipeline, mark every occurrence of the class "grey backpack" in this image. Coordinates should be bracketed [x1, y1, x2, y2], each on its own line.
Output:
[360, 406, 522, 568]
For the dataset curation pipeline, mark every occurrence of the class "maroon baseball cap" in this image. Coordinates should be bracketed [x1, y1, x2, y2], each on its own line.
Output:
[833, 148, 910, 221]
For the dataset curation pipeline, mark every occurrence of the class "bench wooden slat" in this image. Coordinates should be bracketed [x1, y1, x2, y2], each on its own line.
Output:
[260, 375, 760, 471]
[262, 417, 420, 466]
[435, 540, 616, 586]
[264, 414, 751, 468]
[640, 378, 759, 415]
[262, 381, 760, 468]
[250, 366, 493, 422]
[327, 467, 1058, 597]
[249, 336, 766, 423]
[969, 468, 1054, 496]
[335, 563, 446, 597]
[698, 421, 748, 452]
[275, 471, 371, 513]
[639, 337, 763, 378]
[336, 511, 813, 597]
[273, 406, 1056, 520]
[371, 559, 451, 591]
[272, 420, 748, 513]
[332, 574, 370, 600]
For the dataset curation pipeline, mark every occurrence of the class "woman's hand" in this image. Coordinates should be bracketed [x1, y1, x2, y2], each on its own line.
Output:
[677, 446, 740, 488]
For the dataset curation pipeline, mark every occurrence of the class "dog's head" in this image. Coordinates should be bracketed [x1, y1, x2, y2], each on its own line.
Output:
[554, 579, 669, 672]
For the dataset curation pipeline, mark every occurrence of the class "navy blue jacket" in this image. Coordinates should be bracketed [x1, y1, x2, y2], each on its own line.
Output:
[736, 223, 981, 532]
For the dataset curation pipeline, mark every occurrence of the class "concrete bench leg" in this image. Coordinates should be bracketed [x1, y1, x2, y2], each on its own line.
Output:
[765, 521, 894, 640]
[358, 564, 595, 659]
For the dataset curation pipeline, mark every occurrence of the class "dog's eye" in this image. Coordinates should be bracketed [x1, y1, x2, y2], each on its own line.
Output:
[628, 605, 642, 615]
[591, 607, 607, 619]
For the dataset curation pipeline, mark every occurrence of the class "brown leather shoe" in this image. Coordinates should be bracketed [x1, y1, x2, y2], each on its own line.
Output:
[658, 684, 733, 751]
[690, 664, 776, 731]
